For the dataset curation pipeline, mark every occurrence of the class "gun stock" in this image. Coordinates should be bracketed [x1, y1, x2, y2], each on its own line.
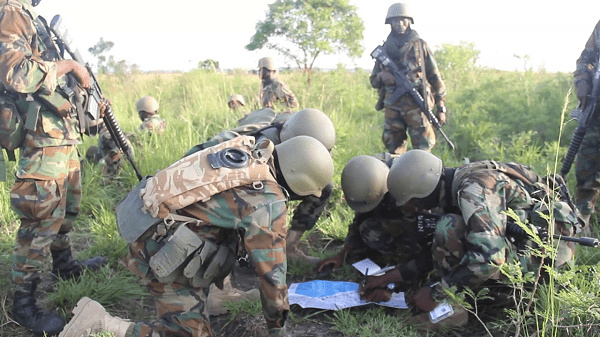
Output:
[49, 15, 142, 181]
[371, 45, 455, 151]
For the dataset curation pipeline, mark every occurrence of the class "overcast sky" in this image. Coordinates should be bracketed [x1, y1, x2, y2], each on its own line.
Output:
[34, 0, 599, 73]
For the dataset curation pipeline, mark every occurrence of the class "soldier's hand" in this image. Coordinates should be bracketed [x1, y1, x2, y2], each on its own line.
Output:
[70, 61, 91, 89]
[412, 286, 438, 312]
[576, 79, 591, 102]
[362, 267, 402, 292]
[316, 254, 343, 273]
[378, 71, 396, 86]
[98, 98, 112, 118]
[361, 288, 393, 302]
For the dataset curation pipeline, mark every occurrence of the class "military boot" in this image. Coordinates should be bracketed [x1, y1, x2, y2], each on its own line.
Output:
[286, 229, 320, 265]
[207, 275, 260, 316]
[12, 279, 65, 336]
[51, 248, 108, 280]
[59, 297, 133, 337]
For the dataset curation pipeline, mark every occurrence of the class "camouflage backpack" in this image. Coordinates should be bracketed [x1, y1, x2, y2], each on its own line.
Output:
[0, 91, 32, 180]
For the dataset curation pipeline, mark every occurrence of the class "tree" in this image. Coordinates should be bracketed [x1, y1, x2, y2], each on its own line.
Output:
[198, 59, 220, 71]
[246, 0, 364, 76]
[88, 38, 139, 75]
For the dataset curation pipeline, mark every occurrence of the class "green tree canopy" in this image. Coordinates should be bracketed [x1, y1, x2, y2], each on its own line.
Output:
[246, 0, 365, 74]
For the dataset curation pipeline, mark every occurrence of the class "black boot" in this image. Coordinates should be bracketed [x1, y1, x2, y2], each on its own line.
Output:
[12, 280, 65, 336]
[51, 248, 108, 280]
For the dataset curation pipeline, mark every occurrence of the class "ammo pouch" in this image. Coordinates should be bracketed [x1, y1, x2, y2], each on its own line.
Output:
[148, 224, 237, 289]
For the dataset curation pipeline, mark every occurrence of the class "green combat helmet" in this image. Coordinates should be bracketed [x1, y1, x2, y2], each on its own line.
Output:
[280, 108, 336, 151]
[258, 57, 276, 71]
[342, 155, 390, 213]
[385, 3, 413, 24]
[275, 135, 334, 197]
[387, 149, 442, 206]
[228, 94, 245, 106]
[136, 96, 159, 118]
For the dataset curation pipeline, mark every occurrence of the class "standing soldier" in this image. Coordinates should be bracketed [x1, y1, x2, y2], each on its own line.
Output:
[59, 135, 335, 337]
[371, 3, 447, 154]
[0, 0, 107, 335]
[573, 19, 600, 235]
[137, 95, 166, 134]
[258, 57, 299, 112]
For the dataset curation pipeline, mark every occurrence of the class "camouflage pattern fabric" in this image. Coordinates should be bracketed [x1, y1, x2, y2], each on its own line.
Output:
[574, 21, 600, 229]
[260, 78, 299, 111]
[124, 179, 289, 337]
[0, 0, 84, 289]
[433, 164, 578, 290]
[10, 145, 81, 288]
[370, 29, 446, 154]
[97, 126, 132, 177]
[139, 114, 166, 134]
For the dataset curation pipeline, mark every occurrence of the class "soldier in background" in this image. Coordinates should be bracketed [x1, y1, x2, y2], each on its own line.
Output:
[0, 0, 107, 334]
[573, 19, 600, 235]
[258, 57, 299, 112]
[228, 93, 247, 115]
[59, 135, 335, 337]
[371, 3, 447, 154]
[85, 124, 134, 180]
[137, 96, 166, 134]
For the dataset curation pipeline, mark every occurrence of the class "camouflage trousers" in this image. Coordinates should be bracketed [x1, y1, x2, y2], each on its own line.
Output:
[575, 125, 600, 231]
[10, 145, 81, 288]
[124, 236, 213, 337]
[382, 94, 436, 154]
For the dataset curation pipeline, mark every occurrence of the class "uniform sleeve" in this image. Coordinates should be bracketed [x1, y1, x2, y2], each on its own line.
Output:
[289, 182, 332, 231]
[242, 192, 289, 336]
[421, 39, 447, 106]
[440, 179, 509, 290]
[0, 5, 56, 94]
[575, 20, 600, 80]
[275, 80, 299, 109]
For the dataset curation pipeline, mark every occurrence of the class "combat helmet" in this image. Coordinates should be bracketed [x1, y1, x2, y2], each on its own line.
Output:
[136, 96, 159, 114]
[385, 3, 413, 24]
[342, 155, 390, 213]
[387, 149, 442, 206]
[275, 135, 334, 197]
[258, 57, 276, 71]
[280, 108, 336, 151]
[228, 94, 246, 106]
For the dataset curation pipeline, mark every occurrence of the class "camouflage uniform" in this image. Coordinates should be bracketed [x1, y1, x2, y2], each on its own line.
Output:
[122, 154, 289, 336]
[260, 78, 299, 111]
[370, 28, 446, 154]
[0, 0, 82, 289]
[432, 162, 580, 291]
[139, 114, 166, 134]
[574, 20, 600, 229]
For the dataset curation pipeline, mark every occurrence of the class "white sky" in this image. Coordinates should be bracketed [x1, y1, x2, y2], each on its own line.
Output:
[34, 0, 599, 73]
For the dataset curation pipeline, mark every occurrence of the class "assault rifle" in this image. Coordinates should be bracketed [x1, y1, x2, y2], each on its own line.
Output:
[560, 50, 600, 178]
[48, 15, 143, 181]
[370, 45, 455, 151]
[506, 221, 599, 248]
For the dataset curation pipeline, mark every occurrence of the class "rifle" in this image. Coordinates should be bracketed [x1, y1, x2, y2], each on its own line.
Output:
[560, 50, 600, 177]
[370, 45, 456, 151]
[506, 221, 599, 248]
[48, 15, 143, 181]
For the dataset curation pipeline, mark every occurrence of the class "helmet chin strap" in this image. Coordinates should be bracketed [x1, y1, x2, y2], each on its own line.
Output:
[32, 0, 41, 6]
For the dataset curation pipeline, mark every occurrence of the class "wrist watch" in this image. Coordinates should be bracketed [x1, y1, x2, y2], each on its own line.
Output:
[437, 106, 447, 113]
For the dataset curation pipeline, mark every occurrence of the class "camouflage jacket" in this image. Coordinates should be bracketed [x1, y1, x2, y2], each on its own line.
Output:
[370, 28, 446, 109]
[437, 162, 578, 290]
[139, 114, 166, 134]
[575, 20, 600, 79]
[0, 0, 80, 148]
[260, 78, 299, 111]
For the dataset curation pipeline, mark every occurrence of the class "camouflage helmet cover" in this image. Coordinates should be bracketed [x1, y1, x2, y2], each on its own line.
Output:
[136, 96, 159, 114]
[280, 108, 336, 151]
[275, 135, 334, 197]
[228, 94, 246, 106]
[258, 57, 276, 71]
[342, 155, 390, 213]
[387, 149, 442, 206]
[385, 3, 414, 24]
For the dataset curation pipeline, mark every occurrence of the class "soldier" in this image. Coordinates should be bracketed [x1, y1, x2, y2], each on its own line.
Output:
[0, 0, 107, 335]
[573, 19, 600, 235]
[227, 93, 247, 115]
[258, 57, 299, 111]
[85, 124, 134, 179]
[59, 135, 335, 337]
[371, 3, 447, 154]
[136, 95, 166, 134]
[317, 154, 436, 302]
[383, 150, 581, 330]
